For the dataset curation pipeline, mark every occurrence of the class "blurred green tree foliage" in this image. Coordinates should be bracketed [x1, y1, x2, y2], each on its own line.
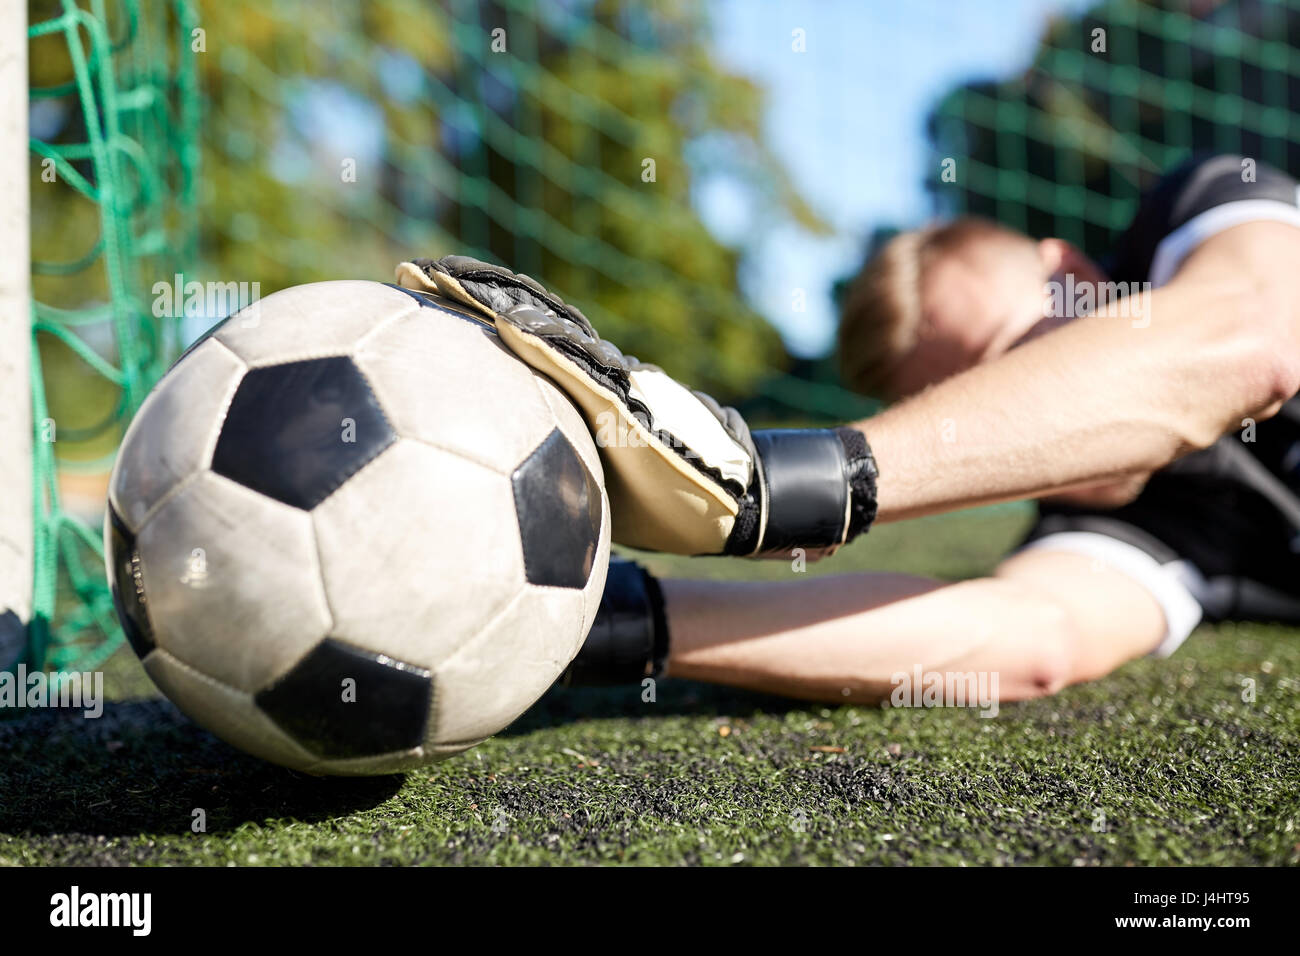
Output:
[197, 0, 827, 394]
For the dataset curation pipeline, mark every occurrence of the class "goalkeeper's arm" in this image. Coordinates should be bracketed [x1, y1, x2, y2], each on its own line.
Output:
[859, 221, 1300, 522]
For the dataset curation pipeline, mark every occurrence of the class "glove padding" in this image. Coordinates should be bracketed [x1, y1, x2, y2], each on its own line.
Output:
[395, 255, 878, 557]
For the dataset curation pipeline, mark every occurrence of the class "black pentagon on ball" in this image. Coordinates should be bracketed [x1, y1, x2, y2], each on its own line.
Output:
[211, 356, 395, 510]
[512, 428, 603, 589]
[255, 638, 431, 760]
[106, 503, 156, 658]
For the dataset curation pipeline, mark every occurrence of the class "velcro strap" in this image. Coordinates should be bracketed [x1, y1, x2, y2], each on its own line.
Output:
[750, 429, 851, 557]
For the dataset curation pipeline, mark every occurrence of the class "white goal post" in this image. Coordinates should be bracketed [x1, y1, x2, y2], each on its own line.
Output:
[0, 0, 31, 668]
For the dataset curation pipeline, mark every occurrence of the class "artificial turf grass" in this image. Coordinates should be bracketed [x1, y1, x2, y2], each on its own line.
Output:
[1, 509, 1297, 866]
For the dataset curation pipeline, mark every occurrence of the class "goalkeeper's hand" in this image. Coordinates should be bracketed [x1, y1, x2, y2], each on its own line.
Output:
[396, 255, 878, 558]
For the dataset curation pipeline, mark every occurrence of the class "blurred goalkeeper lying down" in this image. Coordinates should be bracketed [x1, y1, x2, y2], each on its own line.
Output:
[399, 152, 1300, 705]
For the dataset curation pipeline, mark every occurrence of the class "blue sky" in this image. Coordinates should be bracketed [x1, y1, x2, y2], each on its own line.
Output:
[702, 0, 1095, 356]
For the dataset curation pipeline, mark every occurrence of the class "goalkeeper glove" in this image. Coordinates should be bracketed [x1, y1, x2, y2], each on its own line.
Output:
[396, 255, 878, 558]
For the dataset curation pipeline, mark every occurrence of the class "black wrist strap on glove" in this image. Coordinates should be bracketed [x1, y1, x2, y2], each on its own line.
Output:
[561, 560, 668, 686]
[726, 426, 879, 558]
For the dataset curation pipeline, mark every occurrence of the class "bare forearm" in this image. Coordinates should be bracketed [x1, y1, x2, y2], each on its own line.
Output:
[857, 277, 1292, 522]
[662, 573, 1074, 704]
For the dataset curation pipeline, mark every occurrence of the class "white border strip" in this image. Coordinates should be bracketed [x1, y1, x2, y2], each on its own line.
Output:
[0, 0, 33, 665]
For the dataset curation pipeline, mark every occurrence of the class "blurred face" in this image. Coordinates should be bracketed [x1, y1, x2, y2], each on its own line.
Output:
[889, 236, 1108, 397]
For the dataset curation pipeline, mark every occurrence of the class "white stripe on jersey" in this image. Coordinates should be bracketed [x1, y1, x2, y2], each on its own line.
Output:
[1149, 198, 1300, 287]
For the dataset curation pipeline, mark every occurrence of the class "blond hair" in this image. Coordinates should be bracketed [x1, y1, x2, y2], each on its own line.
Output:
[838, 218, 1032, 399]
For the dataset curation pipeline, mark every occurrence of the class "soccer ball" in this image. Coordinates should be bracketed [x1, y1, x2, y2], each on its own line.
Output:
[105, 280, 610, 774]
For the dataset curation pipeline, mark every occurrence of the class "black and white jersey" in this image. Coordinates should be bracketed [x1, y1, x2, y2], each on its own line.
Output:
[1103, 152, 1300, 286]
[1020, 154, 1300, 655]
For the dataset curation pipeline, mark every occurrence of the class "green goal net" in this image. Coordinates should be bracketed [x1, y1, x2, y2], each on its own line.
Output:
[928, 0, 1300, 252]
[23, 0, 198, 671]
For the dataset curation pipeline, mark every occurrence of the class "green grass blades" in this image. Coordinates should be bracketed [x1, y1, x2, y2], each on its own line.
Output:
[2, 508, 1296, 866]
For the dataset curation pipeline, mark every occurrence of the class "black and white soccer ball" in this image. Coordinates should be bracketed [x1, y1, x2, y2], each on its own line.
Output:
[105, 280, 610, 775]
